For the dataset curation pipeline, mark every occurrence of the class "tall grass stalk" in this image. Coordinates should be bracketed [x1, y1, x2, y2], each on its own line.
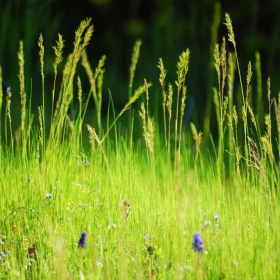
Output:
[81, 51, 106, 135]
[128, 40, 142, 134]
[49, 18, 93, 150]
[255, 52, 263, 130]
[225, 13, 249, 163]
[5, 87, 13, 148]
[175, 48, 190, 154]
[226, 52, 236, 173]
[213, 37, 228, 178]
[166, 83, 173, 156]
[139, 79, 155, 161]
[204, 1, 221, 138]
[52, 33, 65, 124]
[38, 34, 46, 164]
[100, 82, 151, 143]
[18, 41, 27, 166]
[157, 58, 167, 146]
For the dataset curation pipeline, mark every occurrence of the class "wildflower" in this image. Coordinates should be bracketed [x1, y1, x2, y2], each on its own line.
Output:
[214, 214, 220, 229]
[0, 250, 6, 262]
[46, 193, 52, 199]
[78, 231, 87, 248]
[144, 234, 150, 242]
[203, 220, 211, 228]
[214, 214, 220, 221]
[144, 234, 155, 255]
[192, 232, 203, 252]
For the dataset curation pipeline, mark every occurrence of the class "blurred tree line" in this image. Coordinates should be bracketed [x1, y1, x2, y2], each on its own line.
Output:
[0, 0, 280, 136]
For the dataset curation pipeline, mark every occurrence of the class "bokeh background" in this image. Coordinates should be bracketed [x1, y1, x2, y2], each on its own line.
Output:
[1, 0, 280, 138]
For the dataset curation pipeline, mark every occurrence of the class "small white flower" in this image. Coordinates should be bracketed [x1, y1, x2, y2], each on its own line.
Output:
[96, 260, 103, 267]
[204, 220, 211, 227]
[46, 193, 52, 199]
[144, 234, 150, 240]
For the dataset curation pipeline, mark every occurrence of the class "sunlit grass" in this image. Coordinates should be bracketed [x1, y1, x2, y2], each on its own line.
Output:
[0, 14, 280, 279]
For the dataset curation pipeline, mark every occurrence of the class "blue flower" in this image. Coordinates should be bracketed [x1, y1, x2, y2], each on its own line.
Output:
[2, 84, 11, 94]
[192, 232, 203, 252]
[78, 231, 87, 248]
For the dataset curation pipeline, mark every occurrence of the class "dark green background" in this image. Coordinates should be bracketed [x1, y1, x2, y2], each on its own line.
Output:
[0, 0, 280, 136]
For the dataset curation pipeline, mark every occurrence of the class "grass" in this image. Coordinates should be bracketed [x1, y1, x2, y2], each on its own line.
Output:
[0, 14, 280, 279]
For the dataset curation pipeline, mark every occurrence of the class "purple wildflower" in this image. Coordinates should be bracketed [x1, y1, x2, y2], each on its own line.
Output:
[78, 231, 87, 248]
[192, 232, 203, 252]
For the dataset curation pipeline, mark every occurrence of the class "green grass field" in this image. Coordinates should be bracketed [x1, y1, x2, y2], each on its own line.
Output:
[0, 15, 280, 279]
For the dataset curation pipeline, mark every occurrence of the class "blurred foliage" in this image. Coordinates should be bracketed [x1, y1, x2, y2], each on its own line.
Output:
[0, 0, 280, 137]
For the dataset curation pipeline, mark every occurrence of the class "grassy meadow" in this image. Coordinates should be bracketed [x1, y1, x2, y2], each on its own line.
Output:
[0, 14, 280, 279]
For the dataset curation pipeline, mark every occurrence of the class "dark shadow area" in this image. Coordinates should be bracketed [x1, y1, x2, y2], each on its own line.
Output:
[0, 0, 280, 140]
